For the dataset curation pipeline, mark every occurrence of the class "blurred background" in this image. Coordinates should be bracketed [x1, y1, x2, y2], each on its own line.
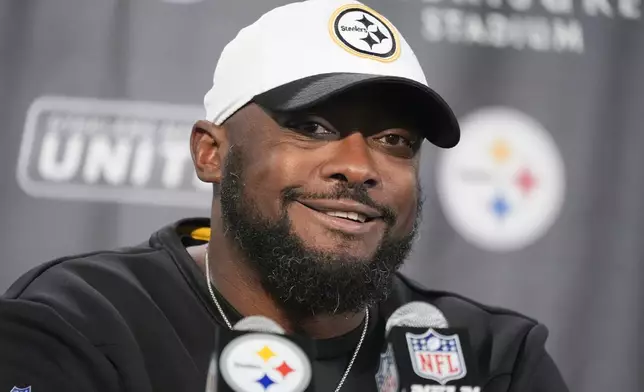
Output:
[1, 0, 642, 390]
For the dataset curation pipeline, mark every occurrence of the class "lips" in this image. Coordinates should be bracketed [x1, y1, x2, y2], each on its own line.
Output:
[323, 210, 368, 223]
[298, 199, 382, 222]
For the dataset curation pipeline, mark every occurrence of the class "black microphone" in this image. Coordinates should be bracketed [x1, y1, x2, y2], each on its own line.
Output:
[206, 316, 315, 392]
[376, 302, 481, 392]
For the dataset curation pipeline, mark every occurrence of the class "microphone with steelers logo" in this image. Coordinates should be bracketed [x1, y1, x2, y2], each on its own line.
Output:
[206, 316, 314, 392]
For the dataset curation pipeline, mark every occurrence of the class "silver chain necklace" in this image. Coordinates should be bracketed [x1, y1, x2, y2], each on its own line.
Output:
[205, 249, 369, 392]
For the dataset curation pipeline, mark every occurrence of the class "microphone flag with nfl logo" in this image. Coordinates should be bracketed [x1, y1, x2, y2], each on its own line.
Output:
[382, 327, 480, 391]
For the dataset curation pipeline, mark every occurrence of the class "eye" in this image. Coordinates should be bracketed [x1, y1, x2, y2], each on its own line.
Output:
[377, 133, 416, 148]
[286, 121, 336, 137]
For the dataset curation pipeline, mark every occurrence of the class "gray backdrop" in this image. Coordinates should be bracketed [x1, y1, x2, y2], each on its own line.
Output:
[1, 0, 643, 391]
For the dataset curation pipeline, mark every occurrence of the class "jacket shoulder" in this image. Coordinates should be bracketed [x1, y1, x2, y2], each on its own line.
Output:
[2, 244, 169, 344]
[391, 273, 539, 324]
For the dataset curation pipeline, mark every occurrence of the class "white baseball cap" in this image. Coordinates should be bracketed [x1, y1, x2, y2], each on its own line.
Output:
[203, 0, 460, 148]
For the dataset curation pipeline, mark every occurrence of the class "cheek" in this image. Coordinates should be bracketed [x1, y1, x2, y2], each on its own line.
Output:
[240, 145, 310, 216]
[381, 166, 419, 231]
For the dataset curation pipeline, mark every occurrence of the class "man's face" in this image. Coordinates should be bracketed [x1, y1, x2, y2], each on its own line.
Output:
[218, 84, 424, 318]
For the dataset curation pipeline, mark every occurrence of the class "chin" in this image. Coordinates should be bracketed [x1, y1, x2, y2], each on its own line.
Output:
[303, 241, 379, 262]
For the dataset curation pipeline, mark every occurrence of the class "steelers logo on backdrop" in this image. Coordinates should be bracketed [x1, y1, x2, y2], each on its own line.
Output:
[219, 333, 312, 392]
[329, 4, 400, 62]
[436, 107, 565, 252]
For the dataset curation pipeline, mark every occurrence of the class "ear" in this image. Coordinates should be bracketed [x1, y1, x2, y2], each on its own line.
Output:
[190, 120, 228, 184]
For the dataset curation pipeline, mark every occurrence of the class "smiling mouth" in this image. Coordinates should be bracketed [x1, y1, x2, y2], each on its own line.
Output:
[296, 199, 383, 225]
[321, 210, 371, 223]
[294, 200, 386, 236]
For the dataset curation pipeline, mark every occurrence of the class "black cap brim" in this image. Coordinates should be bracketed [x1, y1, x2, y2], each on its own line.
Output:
[253, 72, 460, 148]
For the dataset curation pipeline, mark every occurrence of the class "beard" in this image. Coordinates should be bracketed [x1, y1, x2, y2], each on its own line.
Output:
[219, 145, 422, 319]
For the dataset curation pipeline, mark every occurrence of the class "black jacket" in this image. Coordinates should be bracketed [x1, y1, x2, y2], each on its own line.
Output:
[0, 219, 569, 391]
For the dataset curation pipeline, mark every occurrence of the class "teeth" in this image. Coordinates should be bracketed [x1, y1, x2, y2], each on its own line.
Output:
[325, 211, 368, 223]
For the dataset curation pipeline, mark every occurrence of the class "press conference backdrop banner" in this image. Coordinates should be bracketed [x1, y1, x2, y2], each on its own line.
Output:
[1, 0, 642, 391]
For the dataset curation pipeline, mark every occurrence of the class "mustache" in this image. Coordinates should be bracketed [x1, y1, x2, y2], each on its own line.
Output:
[282, 184, 397, 225]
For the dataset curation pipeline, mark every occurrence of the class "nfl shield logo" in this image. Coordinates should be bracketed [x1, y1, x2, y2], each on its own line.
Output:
[375, 344, 398, 392]
[10, 387, 31, 392]
[406, 328, 467, 385]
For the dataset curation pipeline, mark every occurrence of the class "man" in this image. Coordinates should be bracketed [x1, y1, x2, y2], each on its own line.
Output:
[0, 0, 569, 391]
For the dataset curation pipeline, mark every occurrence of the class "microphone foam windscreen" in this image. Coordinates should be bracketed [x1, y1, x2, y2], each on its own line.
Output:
[385, 301, 449, 335]
[232, 315, 286, 334]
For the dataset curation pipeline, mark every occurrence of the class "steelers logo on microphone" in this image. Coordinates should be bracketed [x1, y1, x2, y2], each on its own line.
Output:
[329, 4, 401, 62]
[219, 333, 312, 392]
[437, 107, 565, 252]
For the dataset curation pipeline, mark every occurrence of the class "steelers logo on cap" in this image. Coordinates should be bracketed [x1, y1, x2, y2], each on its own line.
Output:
[329, 4, 401, 62]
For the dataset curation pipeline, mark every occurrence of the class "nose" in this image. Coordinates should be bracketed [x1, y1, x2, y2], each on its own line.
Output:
[319, 132, 381, 189]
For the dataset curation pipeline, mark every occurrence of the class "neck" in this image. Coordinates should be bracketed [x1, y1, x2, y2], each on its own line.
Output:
[190, 215, 366, 339]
